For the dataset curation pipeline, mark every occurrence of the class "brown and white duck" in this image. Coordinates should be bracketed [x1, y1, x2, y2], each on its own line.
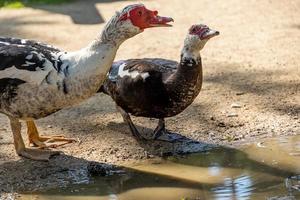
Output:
[0, 4, 173, 160]
[99, 24, 219, 142]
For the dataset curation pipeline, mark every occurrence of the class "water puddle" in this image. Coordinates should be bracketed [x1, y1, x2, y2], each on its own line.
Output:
[19, 135, 300, 200]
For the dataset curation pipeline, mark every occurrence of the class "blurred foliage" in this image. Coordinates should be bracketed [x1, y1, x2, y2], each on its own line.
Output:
[0, 0, 72, 8]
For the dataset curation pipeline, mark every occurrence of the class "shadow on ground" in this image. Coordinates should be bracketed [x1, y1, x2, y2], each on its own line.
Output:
[30, 0, 131, 25]
[0, 0, 133, 40]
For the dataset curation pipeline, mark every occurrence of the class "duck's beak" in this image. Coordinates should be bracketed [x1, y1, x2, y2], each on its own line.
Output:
[201, 28, 220, 40]
[148, 10, 174, 27]
[149, 16, 174, 27]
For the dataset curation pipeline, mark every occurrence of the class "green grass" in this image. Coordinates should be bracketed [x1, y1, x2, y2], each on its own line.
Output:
[0, 0, 72, 8]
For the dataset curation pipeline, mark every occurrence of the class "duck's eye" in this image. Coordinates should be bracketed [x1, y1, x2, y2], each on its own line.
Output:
[138, 11, 143, 16]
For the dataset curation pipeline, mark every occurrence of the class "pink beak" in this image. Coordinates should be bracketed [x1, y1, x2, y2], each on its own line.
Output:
[149, 10, 174, 27]
[200, 28, 220, 40]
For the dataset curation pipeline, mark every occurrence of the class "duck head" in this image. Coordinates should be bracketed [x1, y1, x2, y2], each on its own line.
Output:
[102, 4, 174, 43]
[184, 24, 219, 51]
[119, 4, 174, 30]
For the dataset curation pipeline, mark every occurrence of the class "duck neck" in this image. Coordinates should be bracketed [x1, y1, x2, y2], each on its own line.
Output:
[173, 43, 202, 84]
[66, 39, 120, 87]
[166, 42, 203, 102]
[60, 20, 134, 101]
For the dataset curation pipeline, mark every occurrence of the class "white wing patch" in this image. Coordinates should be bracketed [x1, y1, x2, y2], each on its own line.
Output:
[21, 39, 27, 44]
[118, 63, 149, 80]
[21, 61, 36, 67]
[25, 54, 33, 60]
[140, 72, 150, 80]
[0, 41, 10, 45]
[0, 65, 50, 85]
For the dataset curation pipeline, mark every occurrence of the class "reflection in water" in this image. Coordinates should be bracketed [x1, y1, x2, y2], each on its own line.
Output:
[208, 166, 222, 176]
[212, 174, 254, 200]
[19, 135, 300, 200]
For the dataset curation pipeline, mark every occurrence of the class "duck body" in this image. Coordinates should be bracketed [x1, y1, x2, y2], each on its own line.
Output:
[0, 37, 65, 119]
[99, 24, 219, 141]
[0, 37, 116, 119]
[0, 34, 119, 161]
[102, 57, 202, 119]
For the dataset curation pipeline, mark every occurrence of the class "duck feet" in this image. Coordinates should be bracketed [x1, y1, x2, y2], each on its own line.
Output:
[153, 119, 185, 143]
[117, 106, 146, 141]
[18, 148, 60, 161]
[27, 120, 77, 149]
[9, 117, 60, 161]
[30, 135, 78, 148]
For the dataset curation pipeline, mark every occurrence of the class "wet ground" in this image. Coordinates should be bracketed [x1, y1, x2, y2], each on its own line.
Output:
[16, 135, 300, 200]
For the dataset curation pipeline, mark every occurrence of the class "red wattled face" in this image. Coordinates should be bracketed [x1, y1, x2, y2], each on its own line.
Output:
[119, 5, 173, 30]
[189, 25, 209, 37]
[189, 24, 220, 40]
[129, 6, 156, 29]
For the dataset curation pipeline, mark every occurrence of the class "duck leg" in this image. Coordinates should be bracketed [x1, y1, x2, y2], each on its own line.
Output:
[153, 118, 185, 142]
[117, 106, 145, 141]
[9, 117, 60, 161]
[27, 120, 77, 148]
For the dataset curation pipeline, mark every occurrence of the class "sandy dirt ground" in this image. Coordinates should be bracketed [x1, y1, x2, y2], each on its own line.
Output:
[0, 0, 299, 194]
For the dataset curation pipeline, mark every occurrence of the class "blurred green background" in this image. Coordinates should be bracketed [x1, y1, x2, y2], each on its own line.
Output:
[0, 0, 72, 8]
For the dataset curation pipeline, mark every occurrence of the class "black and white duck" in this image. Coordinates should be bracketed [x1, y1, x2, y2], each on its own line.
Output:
[0, 4, 173, 160]
[99, 24, 219, 142]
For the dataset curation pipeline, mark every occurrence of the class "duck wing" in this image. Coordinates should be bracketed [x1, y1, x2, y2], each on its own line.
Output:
[0, 37, 65, 84]
[107, 58, 178, 83]
[142, 58, 178, 71]
[101, 59, 178, 115]
[0, 37, 61, 52]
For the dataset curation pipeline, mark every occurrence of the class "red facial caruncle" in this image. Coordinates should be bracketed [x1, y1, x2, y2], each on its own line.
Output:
[119, 5, 174, 30]
[189, 24, 220, 40]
